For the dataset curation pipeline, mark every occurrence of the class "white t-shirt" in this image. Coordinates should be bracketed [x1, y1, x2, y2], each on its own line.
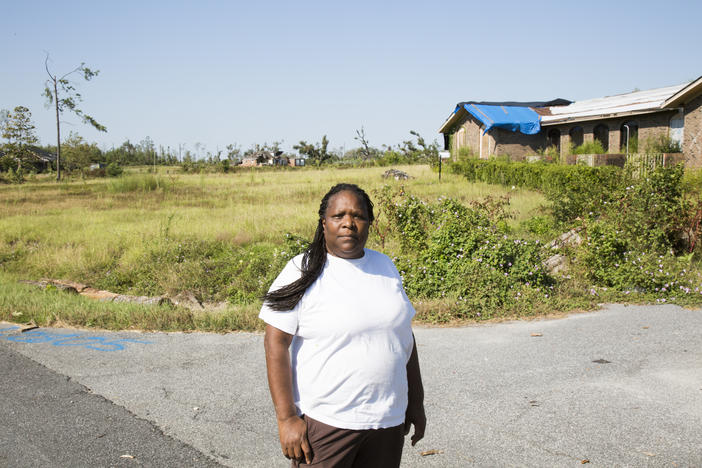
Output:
[259, 248, 416, 430]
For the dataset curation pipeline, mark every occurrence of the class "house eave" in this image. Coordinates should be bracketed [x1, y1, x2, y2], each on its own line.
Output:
[663, 75, 702, 108]
[438, 107, 468, 134]
[540, 107, 676, 126]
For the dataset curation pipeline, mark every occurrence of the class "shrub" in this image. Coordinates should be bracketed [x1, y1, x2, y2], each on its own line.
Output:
[106, 162, 123, 177]
[7, 167, 25, 184]
[457, 146, 476, 161]
[521, 215, 556, 237]
[576, 165, 699, 292]
[448, 158, 626, 223]
[373, 187, 552, 317]
[643, 134, 682, 153]
[579, 220, 696, 293]
[572, 141, 606, 155]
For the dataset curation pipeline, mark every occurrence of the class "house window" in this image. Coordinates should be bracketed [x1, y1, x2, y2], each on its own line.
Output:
[594, 124, 609, 152]
[457, 128, 466, 149]
[620, 121, 638, 153]
[670, 113, 684, 149]
[547, 129, 561, 152]
[569, 126, 584, 148]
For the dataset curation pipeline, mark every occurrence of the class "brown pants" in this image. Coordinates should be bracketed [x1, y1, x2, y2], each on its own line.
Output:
[291, 415, 405, 468]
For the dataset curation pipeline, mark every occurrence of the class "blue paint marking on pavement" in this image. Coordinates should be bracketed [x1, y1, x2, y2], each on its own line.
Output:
[0, 328, 152, 352]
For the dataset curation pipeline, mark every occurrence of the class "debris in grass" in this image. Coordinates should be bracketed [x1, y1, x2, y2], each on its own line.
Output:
[547, 228, 583, 250]
[419, 449, 443, 456]
[382, 169, 412, 180]
[22, 279, 174, 307]
[20, 321, 38, 332]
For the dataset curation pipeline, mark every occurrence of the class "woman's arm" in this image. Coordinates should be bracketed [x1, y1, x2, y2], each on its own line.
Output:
[263, 324, 312, 464]
[404, 334, 426, 446]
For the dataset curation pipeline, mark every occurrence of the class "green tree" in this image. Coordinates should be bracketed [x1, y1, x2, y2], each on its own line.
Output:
[44, 54, 107, 181]
[398, 130, 439, 163]
[1, 106, 39, 181]
[294, 135, 331, 166]
[61, 132, 102, 172]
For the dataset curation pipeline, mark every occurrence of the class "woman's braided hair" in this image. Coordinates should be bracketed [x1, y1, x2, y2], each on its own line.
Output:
[262, 183, 374, 311]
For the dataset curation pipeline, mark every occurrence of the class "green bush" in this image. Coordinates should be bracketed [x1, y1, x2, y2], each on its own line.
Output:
[575, 165, 699, 293]
[457, 146, 477, 161]
[521, 215, 556, 237]
[643, 134, 682, 153]
[374, 188, 552, 317]
[106, 162, 123, 177]
[579, 220, 695, 293]
[448, 158, 626, 223]
[572, 141, 606, 155]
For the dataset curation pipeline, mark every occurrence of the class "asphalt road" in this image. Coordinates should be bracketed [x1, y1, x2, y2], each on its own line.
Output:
[1, 303, 701, 467]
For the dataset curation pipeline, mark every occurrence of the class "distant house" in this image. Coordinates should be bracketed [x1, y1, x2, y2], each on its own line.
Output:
[240, 150, 306, 167]
[240, 155, 259, 167]
[439, 75, 702, 167]
[0, 146, 56, 172]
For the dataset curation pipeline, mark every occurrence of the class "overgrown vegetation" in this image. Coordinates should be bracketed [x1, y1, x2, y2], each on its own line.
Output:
[1, 163, 700, 331]
[571, 140, 606, 155]
[642, 134, 682, 154]
[375, 188, 553, 320]
[450, 158, 702, 306]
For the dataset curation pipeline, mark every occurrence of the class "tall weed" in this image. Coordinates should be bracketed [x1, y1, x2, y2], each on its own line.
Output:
[107, 174, 172, 193]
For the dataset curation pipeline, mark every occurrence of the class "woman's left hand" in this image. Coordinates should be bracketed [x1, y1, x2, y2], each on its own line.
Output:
[405, 335, 426, 446]
[404, 401, 426, 446]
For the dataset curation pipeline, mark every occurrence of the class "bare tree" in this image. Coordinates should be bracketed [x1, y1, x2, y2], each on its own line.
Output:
[44, 54, 106, 180]
[354, 126, 374, 160]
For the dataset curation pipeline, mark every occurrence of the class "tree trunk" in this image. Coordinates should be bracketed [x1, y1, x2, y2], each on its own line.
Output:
[54, 78, 61, 181]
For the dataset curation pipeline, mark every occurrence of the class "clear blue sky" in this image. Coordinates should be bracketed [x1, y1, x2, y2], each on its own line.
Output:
[1, 0, 700, 157]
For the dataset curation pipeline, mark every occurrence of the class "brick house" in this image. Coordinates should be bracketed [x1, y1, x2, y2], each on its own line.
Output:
[439, 75, 702, 167]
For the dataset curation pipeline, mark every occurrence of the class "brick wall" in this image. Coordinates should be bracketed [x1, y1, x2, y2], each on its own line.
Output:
[491, 128, 546, 160]
[545, 111, 677, 156]
[684, 93, 702, 167]
[450, 115, 483, 158]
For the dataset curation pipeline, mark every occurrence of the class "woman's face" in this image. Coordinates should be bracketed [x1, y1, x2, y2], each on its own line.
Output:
[322, 190, 370, 259]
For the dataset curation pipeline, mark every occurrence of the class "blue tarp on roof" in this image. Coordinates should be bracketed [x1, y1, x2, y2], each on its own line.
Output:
[455, 103, 542, 135]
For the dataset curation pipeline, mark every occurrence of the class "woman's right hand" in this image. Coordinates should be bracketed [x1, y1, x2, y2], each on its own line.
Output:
[277, 415, 312, 464]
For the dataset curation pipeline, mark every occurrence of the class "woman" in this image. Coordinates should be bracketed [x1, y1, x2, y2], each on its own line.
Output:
[260, 183, 425, 467]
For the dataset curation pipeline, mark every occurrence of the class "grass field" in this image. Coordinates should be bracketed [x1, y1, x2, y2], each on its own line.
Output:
[0, 165, 589, 331]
